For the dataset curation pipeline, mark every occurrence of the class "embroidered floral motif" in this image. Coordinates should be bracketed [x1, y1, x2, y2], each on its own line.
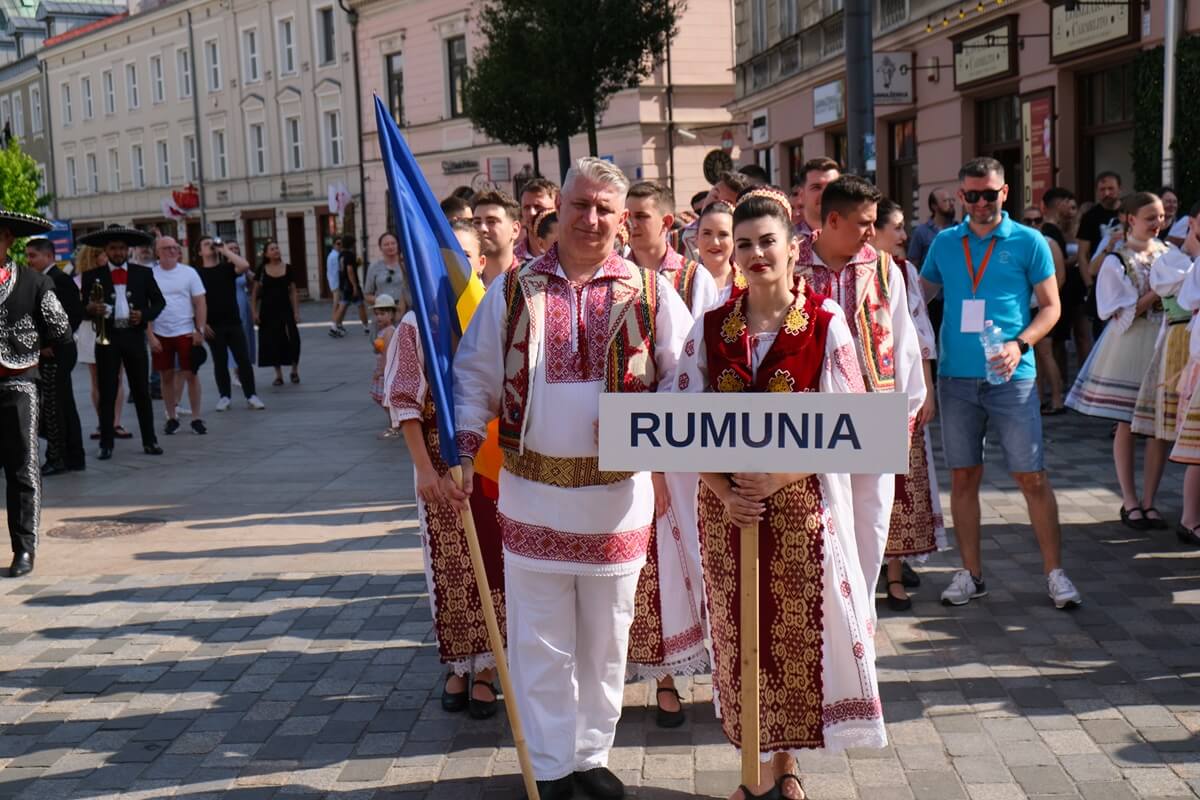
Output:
[831, 342, 867, 393]
[852, 641, 865, 660]
[766, 369, 795, 393]
[823, 697, 883, 726]
[716, 369, 745, 393]
[684, 339, 695, 357]
[721, 298, 747, 343]
[783, 306, 810, 335]
[840, 580, 851, 598]
[677, 373, 690, 390]
[886, 426, 940, 558]
[733, 271, 748, 289]
[456, 430, 485, 459]
[543, 279, 612, 383]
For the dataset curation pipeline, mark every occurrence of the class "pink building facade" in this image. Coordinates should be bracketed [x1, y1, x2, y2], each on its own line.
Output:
[731, 0, 1200, 224]
[350, 0, 739, 262]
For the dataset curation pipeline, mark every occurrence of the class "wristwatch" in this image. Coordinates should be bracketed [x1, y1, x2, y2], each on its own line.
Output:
[1012, 337, 1030, 354]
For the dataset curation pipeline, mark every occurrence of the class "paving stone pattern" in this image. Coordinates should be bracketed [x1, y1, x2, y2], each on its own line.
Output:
[0, 316, 1196, 799]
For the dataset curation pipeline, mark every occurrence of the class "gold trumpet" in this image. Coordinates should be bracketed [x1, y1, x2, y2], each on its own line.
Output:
[90, 281, 110, 346]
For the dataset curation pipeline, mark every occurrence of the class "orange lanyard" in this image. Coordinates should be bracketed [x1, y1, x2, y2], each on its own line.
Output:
[961, 236, 997, 296]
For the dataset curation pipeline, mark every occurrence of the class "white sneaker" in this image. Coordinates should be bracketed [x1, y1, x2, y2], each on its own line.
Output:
[940, 569, 988, 606]
[1047, 569, 1082, 609]
[246, 395, 266, 410]
[215, 397, 232, 412]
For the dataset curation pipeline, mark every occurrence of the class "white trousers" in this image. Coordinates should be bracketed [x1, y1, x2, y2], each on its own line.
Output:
[505, 560, 640, 781]
[851, 472, 896, 610]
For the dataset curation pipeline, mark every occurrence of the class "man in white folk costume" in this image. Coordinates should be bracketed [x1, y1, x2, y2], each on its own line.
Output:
[445, 157, 693, 800]
[794, 175, 927, 606]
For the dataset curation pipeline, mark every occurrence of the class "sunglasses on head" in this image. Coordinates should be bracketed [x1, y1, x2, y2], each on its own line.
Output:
[963, 189, 1002, 204]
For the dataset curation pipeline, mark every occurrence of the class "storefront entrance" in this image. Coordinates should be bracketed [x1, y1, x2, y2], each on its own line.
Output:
[976, 94, 1022, 218]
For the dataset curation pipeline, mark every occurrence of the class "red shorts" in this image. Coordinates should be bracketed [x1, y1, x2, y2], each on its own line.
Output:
[152, 334, 195, 372]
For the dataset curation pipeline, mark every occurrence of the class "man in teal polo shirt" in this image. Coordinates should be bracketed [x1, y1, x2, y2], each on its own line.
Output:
[922, 156, 1081, 611]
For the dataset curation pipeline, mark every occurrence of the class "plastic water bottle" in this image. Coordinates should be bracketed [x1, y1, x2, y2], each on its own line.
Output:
[980, 320, 1008, 385]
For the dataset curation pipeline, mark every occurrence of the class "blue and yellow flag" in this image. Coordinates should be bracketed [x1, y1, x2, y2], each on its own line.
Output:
[372, 95, 493, 473]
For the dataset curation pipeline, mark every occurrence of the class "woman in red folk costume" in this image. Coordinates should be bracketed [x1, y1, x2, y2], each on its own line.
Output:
[380, 222, 506, 722]
[674, 187, 886, 800]
[871, 199, 946, 611]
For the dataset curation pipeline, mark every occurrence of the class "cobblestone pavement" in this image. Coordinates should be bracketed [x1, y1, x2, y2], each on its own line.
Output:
[0, 310, 1197, 799]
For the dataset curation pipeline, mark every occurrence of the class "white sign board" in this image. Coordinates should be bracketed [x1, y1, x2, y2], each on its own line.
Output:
[598, 392, 909, 474]
[874, 52, 914, 105]
[813, 80, 845, 127]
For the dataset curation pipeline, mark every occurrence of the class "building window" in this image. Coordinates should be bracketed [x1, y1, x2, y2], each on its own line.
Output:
[386, 51, 404, 126]
[316, 7, 336, 66]
[878, 0, 908, 30]
[248, 122, 266, 175]
[156, 139, 170, 186]
[212, 129, 227, 178]
[151, 55, 165, 103]
[102, 70, 115, 114]
[131, 144, 145, 188]
[65, 156, 77, 196]
[184, 134, 197, 181]
[243, 29, 260, 83]
[29, 85, 40, 133]
[779, 0, 798, 37]
[10, 93, 22, 138]
[108, 147, 120, 192]
[976, 94, 1022, 216]
[324, 110, 343, 166]
[277, 18, 296, 75]
[1079, 62, 1135, 194]
[446, 35, 467, 118]
[0, 96, 8, 133]
[204, 40, 221, 93]
[177, 48, 193, 98]
[125, 63, 139, 110]
[81, 76, 93, 119]
[751, 0, 767, 53]
[60, 82, 71, 125]
[86, 152, 98, 194]
[284, 116, 302, 171]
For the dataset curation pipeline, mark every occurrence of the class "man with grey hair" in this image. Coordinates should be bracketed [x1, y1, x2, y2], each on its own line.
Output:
[445, 157, 693, 800]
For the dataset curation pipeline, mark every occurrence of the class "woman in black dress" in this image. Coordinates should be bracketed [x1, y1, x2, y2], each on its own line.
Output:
[252, 240, 301, 386]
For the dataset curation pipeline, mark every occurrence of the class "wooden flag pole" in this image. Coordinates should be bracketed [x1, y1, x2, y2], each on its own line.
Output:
[449, 466, 539, 800]
[739, 522, 761, 788]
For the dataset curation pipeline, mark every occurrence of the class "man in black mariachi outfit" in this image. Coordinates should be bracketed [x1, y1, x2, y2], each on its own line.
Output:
[78, 225, 165, 461]
[0, 209, 71, 577]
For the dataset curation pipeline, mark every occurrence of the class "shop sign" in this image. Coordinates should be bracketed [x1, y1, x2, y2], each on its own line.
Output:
[874, 52, 913, 105]
[487, 156, 510, 182]
[46, 219, 73, 260]
[1021, 90, 1055, 208]
[813, 80, 844, 127]
[1050, 0, 1138, 62]
[952, 16, 1017, 91]
[751, 110, 769, 145]
[441, 158, 479, 175]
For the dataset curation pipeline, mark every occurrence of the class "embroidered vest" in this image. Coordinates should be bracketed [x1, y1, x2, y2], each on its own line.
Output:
[668, 259, 702, 312]
[499, 261, 659, 453]
[703, 286, 832, 394]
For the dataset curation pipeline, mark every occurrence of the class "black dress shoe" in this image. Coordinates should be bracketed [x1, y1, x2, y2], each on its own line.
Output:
[468, 679, 498, 720]
[143, 444, 164, 455]
[1178, 524, 1200, 547]
[536, 775, 574, 800]
[98, 447, 113, 460]
[654, 686, 686, 728]
[574, 766, 624, 799]
[885, 581, 913, 612]
[41, 462, 69, 477]
[9, 551, 33, 578]
[441, 674, 468, 713]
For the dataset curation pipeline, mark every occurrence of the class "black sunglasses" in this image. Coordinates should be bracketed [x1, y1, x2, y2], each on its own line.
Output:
[963, 189, 1002, 204]
[1023, 216, 1043, 224]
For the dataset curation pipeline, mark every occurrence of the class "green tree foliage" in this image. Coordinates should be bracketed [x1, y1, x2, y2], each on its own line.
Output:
[1133, 36, 1200, 204]
[0, 138, 44, 216]
[464, 0, 685, 178]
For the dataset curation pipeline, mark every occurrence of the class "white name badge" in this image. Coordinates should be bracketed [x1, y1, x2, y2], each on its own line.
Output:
[961, 299, 986, 333]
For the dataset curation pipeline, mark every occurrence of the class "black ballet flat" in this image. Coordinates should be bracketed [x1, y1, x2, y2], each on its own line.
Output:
[468, 679, 499, 720]
[1142, 507, 1169, 531]
[1177, 524, 1200, 547]
[440, 674, 468, 713]
[900, 561, 921, 588]
[886, 581, 912, 612]
[736, 782, 781, 800]
[776, 773, 805, 799]
[655, 686, 686, 728]
[1120, 505, 1148, 531]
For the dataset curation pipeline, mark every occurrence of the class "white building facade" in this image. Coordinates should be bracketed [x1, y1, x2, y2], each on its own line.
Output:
[43, 0, 360, 295]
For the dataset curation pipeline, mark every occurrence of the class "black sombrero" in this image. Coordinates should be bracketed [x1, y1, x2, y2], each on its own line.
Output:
[0, 210, 53, 238]
[78, 224, 154, 247]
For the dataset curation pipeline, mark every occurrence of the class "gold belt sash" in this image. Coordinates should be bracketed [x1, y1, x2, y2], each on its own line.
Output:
[502, 449, 633, 488]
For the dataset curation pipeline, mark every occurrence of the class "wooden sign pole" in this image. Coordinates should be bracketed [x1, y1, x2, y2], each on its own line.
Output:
[739, 522, 761, 788]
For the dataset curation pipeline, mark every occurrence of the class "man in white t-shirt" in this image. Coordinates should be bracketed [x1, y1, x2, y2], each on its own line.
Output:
[149, 237, 208, 435]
